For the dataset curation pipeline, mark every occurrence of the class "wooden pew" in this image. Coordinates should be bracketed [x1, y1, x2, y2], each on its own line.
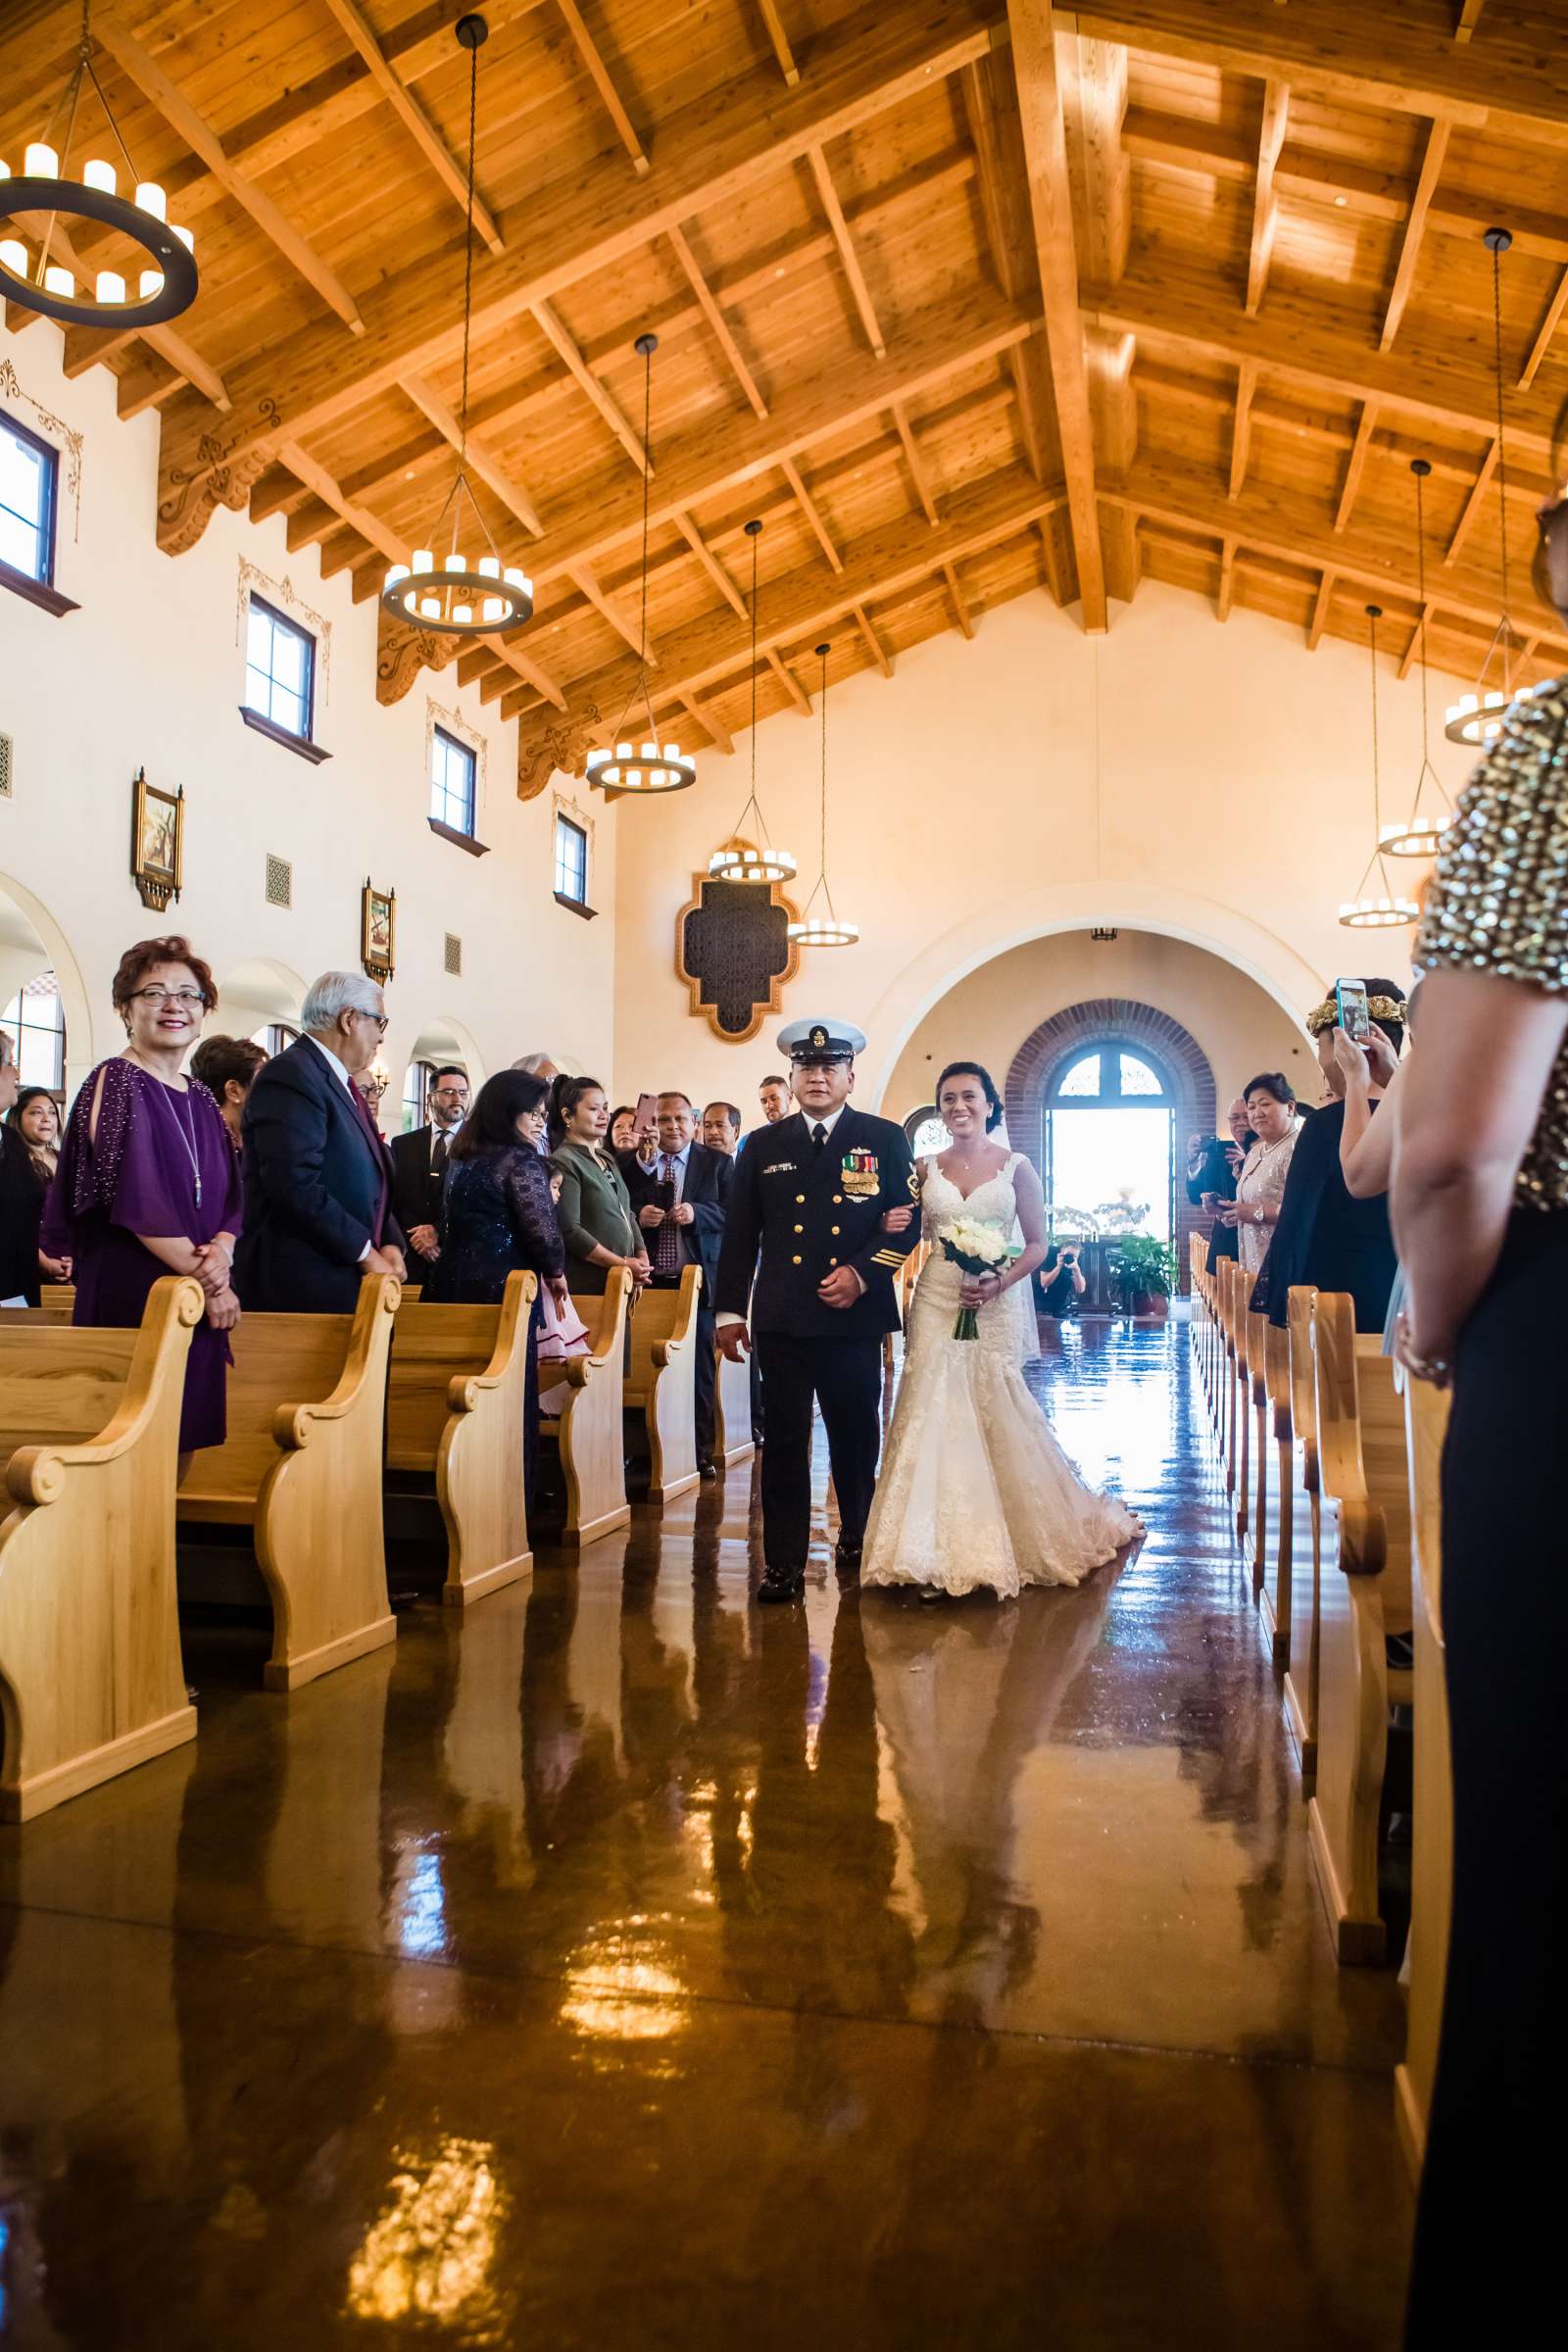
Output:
[1284, 1284, 1322, 1789]
[1229, 1264, 1253, 1539]
[1245, 1302, 1272, 1577]
[1395, 1367, 1452, 2178]
[387, 1272, 537, 1608]
[1259, 1321, 1298, 1673]
[175, 1273, 400, 1691]
[0, 1277, 201, 1820]
[712, 1333, 756, 1472]
[1308, 1289, 1414, 1964]
[540, 1271, 631, 1546]
[1216, 1258, 1240, 1482]
[624, 1265, 702, 1503]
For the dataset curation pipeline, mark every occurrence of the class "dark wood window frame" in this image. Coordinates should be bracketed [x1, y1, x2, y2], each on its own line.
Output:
[553, 890, 598, 920]
[0, 412, 70, 613]
[429, 723, 480, 841]
[428, 815, 490, 858]
[242, 592, 322, 754]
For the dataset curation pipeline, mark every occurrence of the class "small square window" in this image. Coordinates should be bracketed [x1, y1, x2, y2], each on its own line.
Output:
[554, 813, 589, 905]
[244, 595, 317, 741]
[0, 414, 58, 586]
[430, 727, 477, 836]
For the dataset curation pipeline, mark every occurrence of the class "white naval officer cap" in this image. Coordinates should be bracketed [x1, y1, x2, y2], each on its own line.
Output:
[777, 1016, 867, 1066]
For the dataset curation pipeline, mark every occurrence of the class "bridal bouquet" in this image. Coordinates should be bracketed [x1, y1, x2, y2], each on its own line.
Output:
[938, 1216, 1012, 1342]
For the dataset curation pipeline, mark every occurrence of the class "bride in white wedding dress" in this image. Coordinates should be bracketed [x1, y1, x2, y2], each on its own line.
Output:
[861, 1060, 1141, 1600]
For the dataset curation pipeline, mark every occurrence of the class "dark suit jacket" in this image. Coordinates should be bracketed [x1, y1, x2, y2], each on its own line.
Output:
[390, 1122, 456, 1274]
[1260, 1096, 1396, 1332]
[235, 1037, 406, 1313]
[625, 1140, 732, 1308]
[714, 1104, 919, 1341]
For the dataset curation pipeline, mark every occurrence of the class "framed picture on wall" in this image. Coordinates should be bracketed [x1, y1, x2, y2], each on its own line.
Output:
[130, 767, 184, 912]
[361, 879, 396, 983]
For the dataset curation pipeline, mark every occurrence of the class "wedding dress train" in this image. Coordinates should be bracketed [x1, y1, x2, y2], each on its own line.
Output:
[861, 1153, 1141, 1598]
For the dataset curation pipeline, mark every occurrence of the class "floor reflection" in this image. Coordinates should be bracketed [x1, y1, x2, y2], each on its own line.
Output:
[0, 1317, 1412, 2347]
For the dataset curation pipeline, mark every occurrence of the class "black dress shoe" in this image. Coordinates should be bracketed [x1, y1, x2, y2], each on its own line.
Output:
[758, 1563, 806, 1604]
[834, 1538, 863, 1574]
[700, 1460, 719, 1481]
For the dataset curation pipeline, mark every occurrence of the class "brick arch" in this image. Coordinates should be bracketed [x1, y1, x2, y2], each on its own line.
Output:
[1004, 1001, 1217, 1293]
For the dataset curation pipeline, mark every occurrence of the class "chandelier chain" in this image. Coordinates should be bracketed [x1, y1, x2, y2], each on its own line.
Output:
[819, 647, 828, 885]
[459, 38, 478, 468]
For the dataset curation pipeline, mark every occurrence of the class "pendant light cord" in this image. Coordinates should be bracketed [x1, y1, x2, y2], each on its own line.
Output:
[819, 648, 828, 886]
[1415, 464, 1431, 760]
[459, 40, 477, 470]
[638, 344, 652, 677]
[1492, 236, 1510, 631]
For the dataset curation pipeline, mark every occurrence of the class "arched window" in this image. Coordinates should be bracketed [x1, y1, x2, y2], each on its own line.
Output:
[904, 1103, 951, 1158]
[402, 1059, 437, 1134]
[1045, 1042, 1174, 1241]
[251, 1021, 300, 1057]
[1, 969, 67, 1095]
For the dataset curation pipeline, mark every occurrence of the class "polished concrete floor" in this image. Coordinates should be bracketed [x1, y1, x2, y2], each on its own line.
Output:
[0, 1316, 1411, 2348]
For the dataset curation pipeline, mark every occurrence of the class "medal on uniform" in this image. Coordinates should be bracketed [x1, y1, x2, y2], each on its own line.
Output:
[842, 1147, 879, 1197]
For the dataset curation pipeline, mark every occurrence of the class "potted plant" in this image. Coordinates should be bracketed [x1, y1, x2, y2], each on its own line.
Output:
[1108, 1234, 1175, 1319]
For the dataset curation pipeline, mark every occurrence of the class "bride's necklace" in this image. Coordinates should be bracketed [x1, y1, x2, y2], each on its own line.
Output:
[124, 1048, 203, 1206]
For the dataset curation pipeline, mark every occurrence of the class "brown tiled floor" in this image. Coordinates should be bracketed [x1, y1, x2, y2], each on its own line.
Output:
[0, 1316, 1411, 2348]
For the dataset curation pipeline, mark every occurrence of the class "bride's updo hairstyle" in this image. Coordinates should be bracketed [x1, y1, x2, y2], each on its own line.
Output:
[936, 1060, 1005, 1132]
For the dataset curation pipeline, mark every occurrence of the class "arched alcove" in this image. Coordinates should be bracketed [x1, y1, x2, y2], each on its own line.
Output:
[215, 956, 308, 1045]
[0, 868, 94, 1096]
[1006, 1001, 1216, 1288]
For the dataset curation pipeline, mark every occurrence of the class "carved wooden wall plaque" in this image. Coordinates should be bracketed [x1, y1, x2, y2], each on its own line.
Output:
[675, 870, 801, 1044]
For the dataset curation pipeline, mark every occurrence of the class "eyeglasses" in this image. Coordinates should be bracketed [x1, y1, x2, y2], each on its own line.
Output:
[130, 986, 206, 1007]
[354, 1010, 390, 1033]
[431, 1089, 468, 1103]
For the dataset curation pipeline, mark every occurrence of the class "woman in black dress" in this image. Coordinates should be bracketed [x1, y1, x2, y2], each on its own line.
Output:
[1393, 488, 1568, 2345]
[1, 1081, 70, 1302]
[425, 1069, 568, 1508]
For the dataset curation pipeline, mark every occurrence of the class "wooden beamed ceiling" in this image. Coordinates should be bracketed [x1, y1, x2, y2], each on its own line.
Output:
[8, 0, 1568, 801]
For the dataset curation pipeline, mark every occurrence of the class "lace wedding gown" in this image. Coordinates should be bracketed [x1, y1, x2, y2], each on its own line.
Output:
[861, 1154, 1141, 1598]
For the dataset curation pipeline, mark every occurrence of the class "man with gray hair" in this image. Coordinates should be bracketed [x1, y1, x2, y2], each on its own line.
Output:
[235, 970, 408, 1312]
[511, 1053, 559, 1152]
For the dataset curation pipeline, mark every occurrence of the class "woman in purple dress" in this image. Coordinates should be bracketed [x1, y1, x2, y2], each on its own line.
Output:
[45, 936, 243, 1460]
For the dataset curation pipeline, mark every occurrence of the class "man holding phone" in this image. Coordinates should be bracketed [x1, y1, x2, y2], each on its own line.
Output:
[1186, 1098, 1252, 1271]
[627, 1091, 733, 1476]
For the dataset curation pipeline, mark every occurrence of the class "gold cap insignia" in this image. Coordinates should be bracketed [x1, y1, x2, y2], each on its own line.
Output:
[809, 1024, 828, 1048]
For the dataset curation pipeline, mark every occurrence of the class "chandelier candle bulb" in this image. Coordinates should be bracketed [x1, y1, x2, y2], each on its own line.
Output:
[1, 241, 28, 275]
[478, 556, 499, 579]
[139, 269, 162, 298]
[24, 144, 58, 177]
[82, 158, 115, 194]
[482, 597, 503, 623]
[172, 224, 193, 255]
[133, 179, 165, 220]
[419, 596, 440, 619]
[94, 270, 124, 303]
[412, 550, 432, 574]
[42, 265, 74, 297]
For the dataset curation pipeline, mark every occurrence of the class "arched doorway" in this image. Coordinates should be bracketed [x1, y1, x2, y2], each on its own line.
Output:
[1006, 1001, 1216, 1290]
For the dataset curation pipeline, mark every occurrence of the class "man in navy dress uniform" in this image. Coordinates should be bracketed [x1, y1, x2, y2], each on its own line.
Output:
[715, 1018, 921, 1603]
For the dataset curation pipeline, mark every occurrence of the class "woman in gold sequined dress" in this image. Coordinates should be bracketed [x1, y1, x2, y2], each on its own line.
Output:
[1393, 488, 1568, 2348]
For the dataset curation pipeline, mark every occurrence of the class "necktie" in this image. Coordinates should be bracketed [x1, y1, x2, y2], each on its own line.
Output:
[431, 1131, 450, 1179]
[811, 1123, 828, 1151]
[655, 1153, 681, 1276]
[348, 1081, 389, 1244]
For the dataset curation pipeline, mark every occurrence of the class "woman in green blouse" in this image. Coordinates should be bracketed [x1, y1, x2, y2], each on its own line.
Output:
[549, 1076, 651, 1294]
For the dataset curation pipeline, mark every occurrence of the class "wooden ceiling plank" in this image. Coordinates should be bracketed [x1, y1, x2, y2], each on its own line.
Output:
[155, 0, 1005, 523]
[556, 0, 650, 174]
[61, 322, 138, 378]
[755, 1, 802, 86]
[11, 206, 229, 409]
[1229, 358, 1258, 498]
[807, 145, 888, 359]
[286, 494, 341, 553]
[1445, 439, 1500, 566]
[664, 224, 769, 418]
[93, 13, 366, 334]
[1036, 512, 1066, 604]
[319, 0, 505, 254]
[398, 373, 545, 535]
[765, 646, 812, 712]
[892, 401, 941, 524]
[674, 511, 749, 617]
[963, 60, 1017, 302]
[1246, 77, 1289, 316]
[1454, 1, 1486, 38]
[1307, 566, 1336, 649]
[941, 558, 976, 636]
[853, 601, 894, 675]
[1007, 0, 1107, 631]
[531, 298, 651, 473]
[116, 355, 186, 419]
[1520, 268, 1568, 392]
[1378, 119, 1451, 352]
[781, 455, 845, 571]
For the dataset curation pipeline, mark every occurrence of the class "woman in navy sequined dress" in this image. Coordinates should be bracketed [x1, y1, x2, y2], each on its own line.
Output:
[425, 1069, 568, 1506]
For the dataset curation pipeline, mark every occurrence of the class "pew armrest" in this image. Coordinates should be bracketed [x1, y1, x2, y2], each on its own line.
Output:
[3, 1279, 205, 1502]
[269, 1274, 401, 1449]
[445, 1271, 538, 1415]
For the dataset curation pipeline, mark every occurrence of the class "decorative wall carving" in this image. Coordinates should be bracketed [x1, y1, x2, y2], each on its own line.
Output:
[516, 703, 602, 802]
[675, 869, 801, 1044]
[376, 608, 458, 705]
[236, 558, 331, 705]
[157, 402, 279, 555]
[0, 357, 84, 540]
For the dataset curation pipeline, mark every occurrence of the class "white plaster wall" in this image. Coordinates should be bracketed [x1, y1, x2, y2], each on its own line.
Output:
[611, 581, 1477, 1116]
[0, 318, 617, 1102]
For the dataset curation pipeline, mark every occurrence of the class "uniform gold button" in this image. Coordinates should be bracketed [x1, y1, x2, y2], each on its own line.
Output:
[792, 1254, 803, 1265]
[831, 1225, 840, 1235]
[796, 1194, 806, 1204]
[794, 1223, 804, 1234]
[833, 1194, 843, 1204]
[829, 1256, 838, 1266]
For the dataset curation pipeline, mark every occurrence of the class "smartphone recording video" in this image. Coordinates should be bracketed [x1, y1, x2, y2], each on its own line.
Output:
[1335, 978, 1371, 1043]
